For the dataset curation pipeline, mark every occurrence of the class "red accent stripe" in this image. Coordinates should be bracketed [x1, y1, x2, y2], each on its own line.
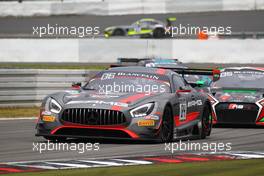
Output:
[111, 93, 148, 110]
[174, 112, 200, 126]
[120, 93, 147, 103]
[144, 157, 183, 163]
[51, 125, 139, 139]
[0, 168, 24, 173]
[156, 68, 166, 75]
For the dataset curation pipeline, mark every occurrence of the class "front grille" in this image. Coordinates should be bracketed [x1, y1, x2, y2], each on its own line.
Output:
[215, 103, 259, 124]
[61, 108, 126, 125]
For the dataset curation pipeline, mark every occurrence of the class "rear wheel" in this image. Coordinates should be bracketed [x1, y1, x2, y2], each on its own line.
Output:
[160, 106, 173, 142]
[200, 105, 212, 139]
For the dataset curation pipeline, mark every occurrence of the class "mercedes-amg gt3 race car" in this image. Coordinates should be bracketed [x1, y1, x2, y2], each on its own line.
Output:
[36, 67, 219, 142]
[209, 67, 264, 126]
[104, 18, 176, 38]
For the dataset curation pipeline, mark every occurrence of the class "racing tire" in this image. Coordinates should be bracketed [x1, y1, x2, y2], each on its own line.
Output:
[159, 106, 173, 142]
[113, 29, 125, 36]
[200, 105, 212, 139]
[153, 28, 165, 38]
[44, 136, 67, 142]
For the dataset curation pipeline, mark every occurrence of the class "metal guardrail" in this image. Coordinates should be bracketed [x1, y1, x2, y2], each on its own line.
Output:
[0, 69, 99, 107]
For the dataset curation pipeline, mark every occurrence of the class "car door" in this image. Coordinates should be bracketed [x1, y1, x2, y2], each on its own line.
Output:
[172, 75, 194, 123]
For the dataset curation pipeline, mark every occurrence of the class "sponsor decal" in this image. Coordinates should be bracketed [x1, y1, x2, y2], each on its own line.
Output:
[41, 115, 56, 122]
[67, 100, 128, 107]
[228, 104, 244, 110]
[179, 100, 187, 121]
[101, 72, 161, 80]
[144, 115, 160, 120]
[137, 120, 155, 126]
[187, 100, 202, 108]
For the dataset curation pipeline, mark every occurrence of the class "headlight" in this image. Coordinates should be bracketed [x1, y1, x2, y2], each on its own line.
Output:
[130, 103, 154, 118]
[45, 98, 62, 114]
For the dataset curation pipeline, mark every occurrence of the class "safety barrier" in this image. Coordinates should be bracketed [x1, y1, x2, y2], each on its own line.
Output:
[0, 69, 98, 107]
[0, 39, 264, 64]
[0, 0, 263, 17]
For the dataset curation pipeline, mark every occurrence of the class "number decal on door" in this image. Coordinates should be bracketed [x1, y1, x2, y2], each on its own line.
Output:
[179, 101, 187, 121]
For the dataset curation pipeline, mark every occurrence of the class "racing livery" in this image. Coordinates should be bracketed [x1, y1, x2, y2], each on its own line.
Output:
[36, 67, 217, 142]
[209, 67, 264, 126]
[104, 18, 176, 38]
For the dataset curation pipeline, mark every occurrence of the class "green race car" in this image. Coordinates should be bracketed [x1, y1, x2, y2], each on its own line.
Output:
[104, 18, 176, 38]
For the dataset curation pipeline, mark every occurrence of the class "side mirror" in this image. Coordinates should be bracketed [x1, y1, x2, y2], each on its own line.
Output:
[72, 82, 81, 89]
[212, 69, 221, 82]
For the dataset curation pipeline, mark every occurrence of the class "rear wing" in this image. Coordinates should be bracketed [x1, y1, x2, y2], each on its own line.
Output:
[117, 58, 149, 64]
[157, 67, 221, 82]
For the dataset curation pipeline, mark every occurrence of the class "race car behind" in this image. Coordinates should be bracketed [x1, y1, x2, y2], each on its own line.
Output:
[209, 67, 264, 126]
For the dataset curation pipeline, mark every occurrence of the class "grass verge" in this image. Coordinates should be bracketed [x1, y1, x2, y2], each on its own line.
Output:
[0, 107, 39, 118]
[3, 159, 264, 176]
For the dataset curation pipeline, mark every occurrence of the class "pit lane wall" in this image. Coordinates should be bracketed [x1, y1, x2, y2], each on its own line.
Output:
[0, 0, 264, 17]
[0, 39, 263, 64]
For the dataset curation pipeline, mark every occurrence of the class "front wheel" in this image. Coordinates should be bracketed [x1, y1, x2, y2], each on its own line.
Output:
[200, 105, 212, 139]
[153, 28, 165, 38]
[159, 106, 173, 142]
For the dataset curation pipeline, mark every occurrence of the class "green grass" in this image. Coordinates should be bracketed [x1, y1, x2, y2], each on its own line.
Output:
[0, 107, 39, 118]
[3, 159, 264, 176]
[0, 63, 108, 70]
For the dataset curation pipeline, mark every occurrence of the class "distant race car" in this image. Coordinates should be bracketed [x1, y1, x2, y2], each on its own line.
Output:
[209, 67, 264, 126]
[36, 67, 220, 142]
[114, 58, 213, 88]
[114, 57, 187, 69]
[104, 18, 176, 38]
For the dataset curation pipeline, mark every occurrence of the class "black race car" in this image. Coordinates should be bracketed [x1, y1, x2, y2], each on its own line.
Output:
[115, 57, 187, 69]
[209, 67, 264, 126]
[36, 67, 219, 142]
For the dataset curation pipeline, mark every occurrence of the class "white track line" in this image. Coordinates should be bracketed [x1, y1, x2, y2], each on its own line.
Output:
[0, 117, 37, 121]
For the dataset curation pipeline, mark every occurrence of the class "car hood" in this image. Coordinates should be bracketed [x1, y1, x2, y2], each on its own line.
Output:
[60, 90, 161, 109]
[211, 88, 264, 103]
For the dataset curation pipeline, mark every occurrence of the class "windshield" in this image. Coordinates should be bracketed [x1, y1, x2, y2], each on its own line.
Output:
[212, 69, 264, 89]
[84, 71, 171, 94]
[184, 75, 213, 86]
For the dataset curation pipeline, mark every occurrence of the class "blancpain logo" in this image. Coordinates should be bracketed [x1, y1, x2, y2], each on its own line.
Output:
[67, 100, 128, 107]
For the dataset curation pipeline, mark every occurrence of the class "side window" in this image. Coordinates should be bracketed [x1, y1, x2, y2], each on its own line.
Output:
[172, 75, 186, 90]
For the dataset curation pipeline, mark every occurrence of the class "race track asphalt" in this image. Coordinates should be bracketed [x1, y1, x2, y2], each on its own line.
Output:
[0, 119, 263, 163]
[0, 10, 263, 37]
